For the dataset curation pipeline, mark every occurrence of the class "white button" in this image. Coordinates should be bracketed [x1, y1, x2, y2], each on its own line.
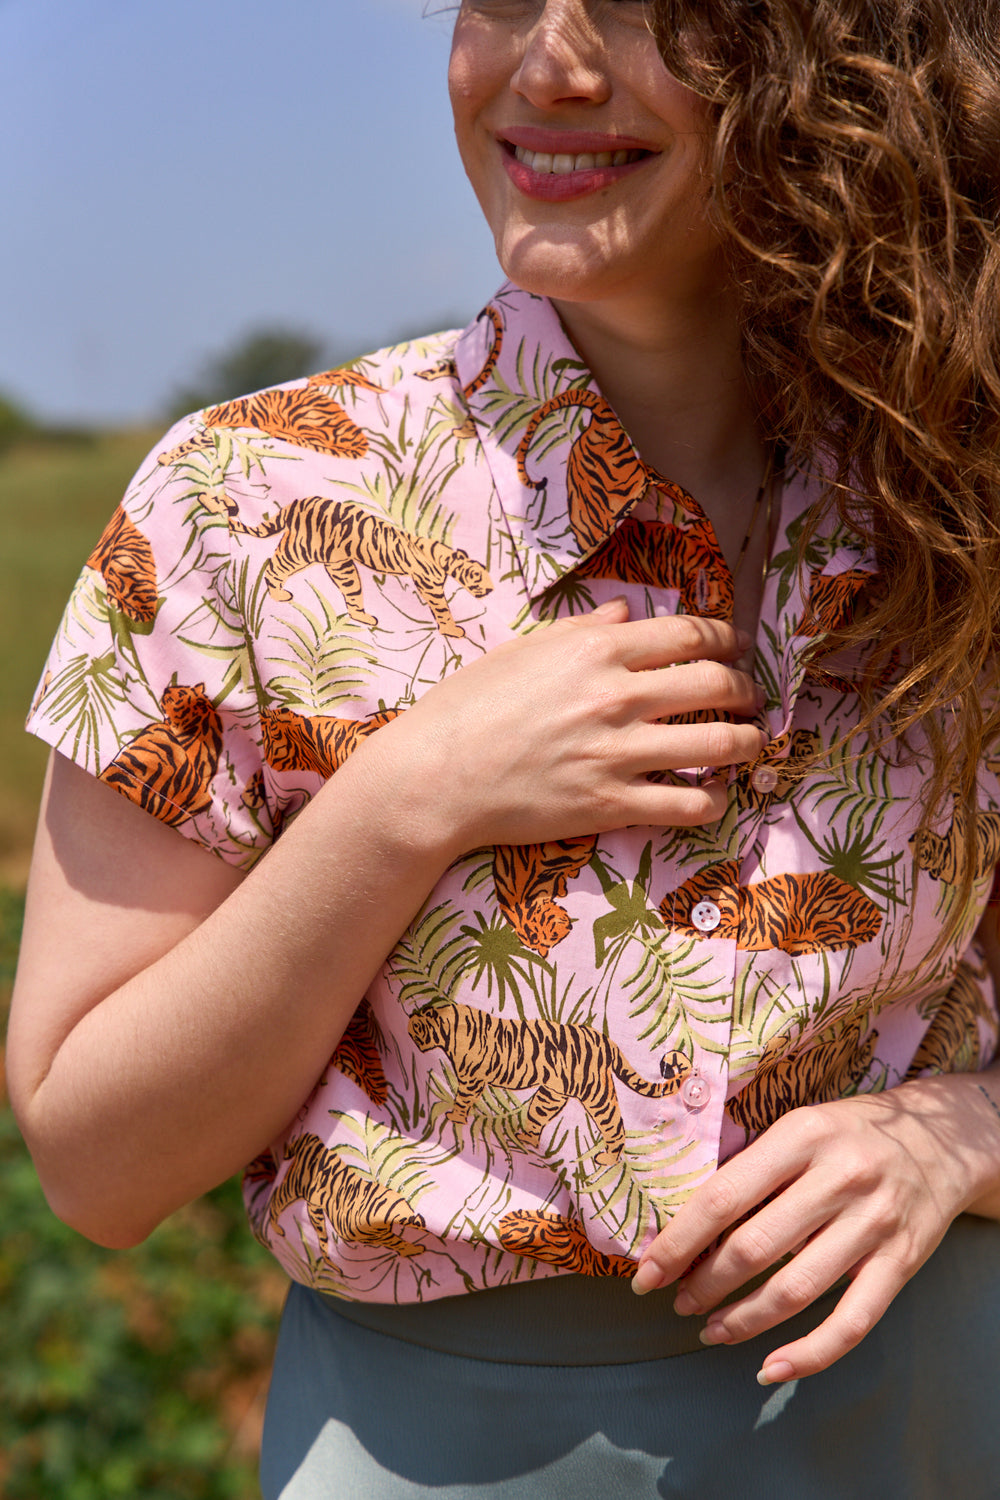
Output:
[681, 1074, 711, 1110]
[751, 765, 779, 794]
[690, 900, 721, 932]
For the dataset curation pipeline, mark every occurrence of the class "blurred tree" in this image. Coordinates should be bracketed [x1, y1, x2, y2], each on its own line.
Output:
[0, 392, 36, 453]
[167, 328, 328, 420]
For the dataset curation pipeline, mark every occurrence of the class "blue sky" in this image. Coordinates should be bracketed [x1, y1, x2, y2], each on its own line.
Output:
[0, 0, 501, 424]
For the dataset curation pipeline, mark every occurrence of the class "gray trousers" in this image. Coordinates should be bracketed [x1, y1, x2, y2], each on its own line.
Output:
[261, 1214, 1000, 1500]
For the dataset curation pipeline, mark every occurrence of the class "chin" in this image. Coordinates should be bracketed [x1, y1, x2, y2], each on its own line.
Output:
[494, 229, 628, 305]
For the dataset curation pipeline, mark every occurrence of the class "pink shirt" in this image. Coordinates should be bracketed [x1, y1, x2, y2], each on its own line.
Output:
[28, 283, 1000, 1302]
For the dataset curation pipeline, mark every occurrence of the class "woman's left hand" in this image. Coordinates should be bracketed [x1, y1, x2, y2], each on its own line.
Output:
[631, 1072, 1000, 1384]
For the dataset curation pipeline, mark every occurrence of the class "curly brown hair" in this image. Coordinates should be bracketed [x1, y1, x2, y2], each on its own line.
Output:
[651, 0, 1000, 911]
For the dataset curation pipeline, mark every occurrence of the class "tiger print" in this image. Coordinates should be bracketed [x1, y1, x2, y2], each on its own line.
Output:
[200, 489, 493, 637]
[658, 859, 883, 954]
[85, 505, 159, 624]
[910, 807, 1000, 886]
[736, 729, 824, 811]
[261, 705, 401, 779]
[496, 1210, 635, 1278]
[725, 1018, 878, 1135]
[492, 835, 598, 957]
[408, 1000, 690, 1165]
[462, 305, 504, 396]
[572, 515, 734, 619]
[99, 682, 222, 829]
[269, 1133, 425, 1261]
[157, 385, 375, 467]
[798, 568, 871, 638]
[904, 957, 997, 1078]
[331, 999, 389, 1106]
[415, 357, 458, 383]
[303, 367, 385, 396]
[517, 390, 650, 554]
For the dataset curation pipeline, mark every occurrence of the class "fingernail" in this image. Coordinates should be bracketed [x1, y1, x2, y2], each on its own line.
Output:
[756, 1360, 795, 1386]
[672, 1288, 701, 1316]
[755, 685, 767, 709]
[736, 628, 752, 650]
[594, 595, 626, 615]
[631, 1261, 664, 1296]
[700, 1323, 730, 1347]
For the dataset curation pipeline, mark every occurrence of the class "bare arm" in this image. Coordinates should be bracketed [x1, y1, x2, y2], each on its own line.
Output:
[7, 604, 764, 1247]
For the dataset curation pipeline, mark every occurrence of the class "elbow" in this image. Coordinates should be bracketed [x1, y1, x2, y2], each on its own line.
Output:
[9, 1097, 166, 1250]
[44, 1188, 160, 1250]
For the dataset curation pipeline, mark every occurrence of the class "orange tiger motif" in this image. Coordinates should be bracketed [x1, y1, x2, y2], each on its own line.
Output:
[415, 357, 458, 383]
[269, 1133, 425, 1260]
[99, 682, 223, 829]
[462, 304, 504, 395]
[496, 1210, 635, 1278]
[659, 859, 883, 954]
[573, 515, 734, 619]
[157, 382, 380, 467]
[492, 835, 598, 957]
[200, 489, 493, 637]
[736, 729, 824, 810]
[261, 705, 400, 779]
[85, 505, 159, 624]
[517, 390, 650, 553]
[798, 567, 899, 694]
[798, 568, 871, 638]
[331, 999, 389, 1106]
[905, 957, 997, 1078]
[408, 1000, 690, 1165]
[725, 1018, 878, 1135]
[911, 807, 1000, 886]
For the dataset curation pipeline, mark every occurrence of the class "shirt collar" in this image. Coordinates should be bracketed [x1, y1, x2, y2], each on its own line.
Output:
[454, 283, 878, 632]
[455, 283, 661, 600]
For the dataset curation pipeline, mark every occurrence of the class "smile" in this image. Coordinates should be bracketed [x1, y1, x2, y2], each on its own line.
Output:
[510, 144, 647, 174]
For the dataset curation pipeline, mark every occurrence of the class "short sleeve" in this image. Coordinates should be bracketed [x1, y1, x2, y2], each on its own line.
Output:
[25, 414, 272, 870]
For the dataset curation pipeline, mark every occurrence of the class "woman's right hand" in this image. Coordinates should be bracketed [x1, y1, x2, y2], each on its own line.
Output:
[366, 595, 765, 858]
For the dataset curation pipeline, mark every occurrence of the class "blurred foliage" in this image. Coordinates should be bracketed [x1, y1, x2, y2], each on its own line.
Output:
[167, 328, 328, 421]
[0, 393, 36, 453]
[1, 889, 285, 1498]
[0, 428, 160, 884]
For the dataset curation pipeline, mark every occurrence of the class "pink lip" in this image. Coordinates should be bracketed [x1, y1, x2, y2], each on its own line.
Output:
[498, 132, 654, 203]
[501, 126, 658, 154]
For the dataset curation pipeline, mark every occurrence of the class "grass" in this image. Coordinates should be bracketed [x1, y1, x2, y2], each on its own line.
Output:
[0, 436, 286, 1497]
[0, 430, 160, 884]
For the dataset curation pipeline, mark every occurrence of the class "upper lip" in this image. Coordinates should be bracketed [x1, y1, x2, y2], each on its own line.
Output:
[498, 126, 658, 155]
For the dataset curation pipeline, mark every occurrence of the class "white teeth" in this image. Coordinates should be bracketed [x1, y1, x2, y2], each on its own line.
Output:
[512, 144, 642, 174]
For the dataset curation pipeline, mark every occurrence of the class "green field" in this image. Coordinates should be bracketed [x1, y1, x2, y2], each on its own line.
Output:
[0, 435, 284, 1498]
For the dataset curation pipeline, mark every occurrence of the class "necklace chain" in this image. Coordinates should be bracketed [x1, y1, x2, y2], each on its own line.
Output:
[731, 449, 776, 586]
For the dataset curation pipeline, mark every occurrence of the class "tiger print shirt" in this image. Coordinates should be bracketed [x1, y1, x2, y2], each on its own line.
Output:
[27, 282, 1000, 1303]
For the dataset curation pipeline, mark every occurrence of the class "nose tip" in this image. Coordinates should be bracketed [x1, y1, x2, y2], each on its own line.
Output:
[511, 6, 612, 107]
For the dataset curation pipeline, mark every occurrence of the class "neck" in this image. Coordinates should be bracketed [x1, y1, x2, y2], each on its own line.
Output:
[552, 281, 764, 507]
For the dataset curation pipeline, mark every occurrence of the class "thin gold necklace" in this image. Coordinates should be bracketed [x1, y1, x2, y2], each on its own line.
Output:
[731, 450, 776, 586]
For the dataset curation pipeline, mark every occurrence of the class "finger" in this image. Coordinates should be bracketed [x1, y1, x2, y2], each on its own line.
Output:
[671, 1148, 868, 1315]
[622, 775, 731, 827]
[626, 719, 766, 772]
[629, 658, 763, 722]
[753, 1256, 905, 1383]
[632, 1135, 812, 1293]
[694, 1220, 875, 1342]
[614, 614, 751, 671]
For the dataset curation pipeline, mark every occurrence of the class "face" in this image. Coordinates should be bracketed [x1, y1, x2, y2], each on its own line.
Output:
[449, 0, 721, 311]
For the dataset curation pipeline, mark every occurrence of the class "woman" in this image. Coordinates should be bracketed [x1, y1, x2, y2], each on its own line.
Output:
[9, 0, 1000, 1493]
